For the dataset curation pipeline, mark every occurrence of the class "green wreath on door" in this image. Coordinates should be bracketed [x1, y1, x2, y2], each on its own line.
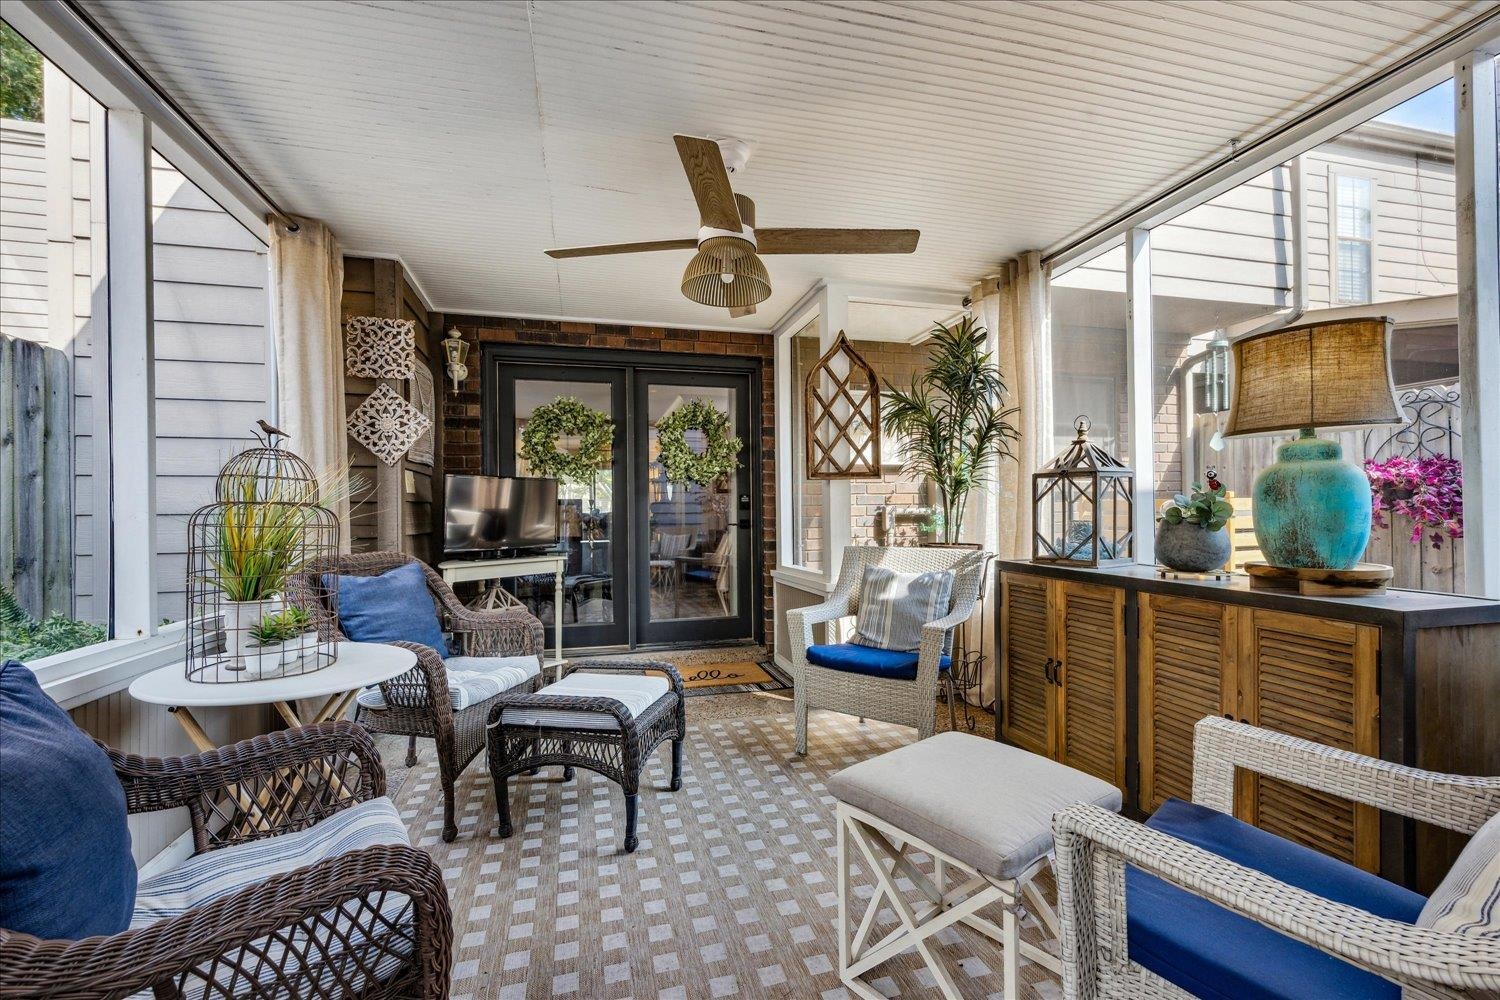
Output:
[519, 396, 614, 484]
[656, 398, 742, 487]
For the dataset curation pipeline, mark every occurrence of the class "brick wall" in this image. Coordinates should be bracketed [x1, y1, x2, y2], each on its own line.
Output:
[438, 315, 776, 651]
[849, 339, 935, 544]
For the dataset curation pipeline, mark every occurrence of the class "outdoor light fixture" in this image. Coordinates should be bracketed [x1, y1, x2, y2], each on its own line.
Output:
[440, 330, 470, 391]
[681, 248, 771, 310]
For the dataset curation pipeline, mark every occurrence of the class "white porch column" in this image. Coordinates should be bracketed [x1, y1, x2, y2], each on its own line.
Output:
[1457, 50, 1500, 596]
[105, 108, 158, 637]
[1125, 228, 1156, 565]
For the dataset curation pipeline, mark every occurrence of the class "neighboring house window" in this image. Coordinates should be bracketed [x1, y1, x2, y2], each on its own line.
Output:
[1334, 173, 1374, 304]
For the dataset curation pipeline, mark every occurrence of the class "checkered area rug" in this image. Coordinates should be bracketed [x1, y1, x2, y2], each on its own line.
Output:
[391, 711, 1063, 999]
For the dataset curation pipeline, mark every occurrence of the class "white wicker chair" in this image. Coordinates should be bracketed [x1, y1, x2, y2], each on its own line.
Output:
[785, 546, 992, 755]
[1053, 716, 1500, 1000]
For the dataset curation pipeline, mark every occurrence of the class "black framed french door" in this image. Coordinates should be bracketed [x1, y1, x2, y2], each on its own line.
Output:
[485, 347, 760, 651]
[633, 368, 755, 646]
[493, 363, 630, 648]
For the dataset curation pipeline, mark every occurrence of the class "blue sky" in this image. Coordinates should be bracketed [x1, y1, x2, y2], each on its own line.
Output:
[1374, 79, 1454, 134]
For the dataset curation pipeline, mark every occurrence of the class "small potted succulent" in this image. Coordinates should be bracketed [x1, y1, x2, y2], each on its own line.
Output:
[245, 606, 317, 677]
[1156, 470, 1234, 572]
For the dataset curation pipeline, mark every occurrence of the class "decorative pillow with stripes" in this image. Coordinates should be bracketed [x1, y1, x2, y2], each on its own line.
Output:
[1420, 809, 1500, 946]
[854, 566, 955, 653]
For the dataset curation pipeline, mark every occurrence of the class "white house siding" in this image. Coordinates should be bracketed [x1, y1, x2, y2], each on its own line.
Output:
[150, 151, 271, 623]
[0, 119, 47, 342]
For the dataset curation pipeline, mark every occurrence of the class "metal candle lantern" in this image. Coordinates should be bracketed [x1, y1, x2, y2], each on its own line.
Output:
[1032, 415, 1135, 566]
[185, 428, 340, 682]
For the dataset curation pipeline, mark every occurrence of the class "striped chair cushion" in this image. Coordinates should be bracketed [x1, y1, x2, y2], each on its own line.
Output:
[130, 797, 414, 999]
[500, 672, 670, 730]
[357, 654, 539, 711]
[1420, 809, 1500, 942]
[854, 566, 955, 652]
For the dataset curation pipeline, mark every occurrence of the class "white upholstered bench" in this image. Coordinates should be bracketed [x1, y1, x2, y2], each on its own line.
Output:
[828, 732, 1122, 999]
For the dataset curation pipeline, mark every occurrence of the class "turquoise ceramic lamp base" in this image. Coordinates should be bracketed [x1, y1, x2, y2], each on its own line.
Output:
[1251, 428, 1372, 570]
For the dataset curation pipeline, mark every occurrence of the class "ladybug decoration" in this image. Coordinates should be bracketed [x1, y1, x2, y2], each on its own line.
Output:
[1206, 468, 1223, 492]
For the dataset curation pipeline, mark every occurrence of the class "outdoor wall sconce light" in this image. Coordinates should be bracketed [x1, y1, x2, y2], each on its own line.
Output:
[440, 330, 470, 391]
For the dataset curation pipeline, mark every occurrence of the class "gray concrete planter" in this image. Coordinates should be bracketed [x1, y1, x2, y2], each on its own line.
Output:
[1155, 520, 1232, 573]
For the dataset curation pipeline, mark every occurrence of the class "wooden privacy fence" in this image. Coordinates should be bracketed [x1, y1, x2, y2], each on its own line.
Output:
[1195, 381, 1463, 593]
[1, 335, 72, 618]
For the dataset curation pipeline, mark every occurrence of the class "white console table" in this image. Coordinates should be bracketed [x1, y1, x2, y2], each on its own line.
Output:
[439, 553, 567, 679]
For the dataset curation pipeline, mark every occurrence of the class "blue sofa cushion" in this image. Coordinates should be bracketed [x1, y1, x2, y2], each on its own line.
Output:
[1127, 797, 1426, 1000]
[0, 659, 136, 939]
[324, 562, 449, 658]
[805, 642, 950, 681]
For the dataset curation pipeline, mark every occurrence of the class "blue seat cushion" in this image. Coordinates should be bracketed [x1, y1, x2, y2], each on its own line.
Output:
[0, 659, 137, 939]
[324, 562, 449, 658]
[1127, 797, 1426, 1000]
[805, 642, 950, 681]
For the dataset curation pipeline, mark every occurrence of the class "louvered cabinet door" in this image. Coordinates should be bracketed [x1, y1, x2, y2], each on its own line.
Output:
[1055, 581, 1127, 791]
[1139, 594, 1235, 812]
[1238, 609, 1381, 872]
[1000, 574, 1052, 756]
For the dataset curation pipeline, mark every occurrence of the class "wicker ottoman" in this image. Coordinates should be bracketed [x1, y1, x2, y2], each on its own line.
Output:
[486, 660, 684, 854]
[829, 733, 1122, 1000]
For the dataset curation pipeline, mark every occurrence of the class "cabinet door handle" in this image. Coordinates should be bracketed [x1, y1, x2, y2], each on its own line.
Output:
[1043, 658, 1055, 683]
[1055, 660, 1064, 686]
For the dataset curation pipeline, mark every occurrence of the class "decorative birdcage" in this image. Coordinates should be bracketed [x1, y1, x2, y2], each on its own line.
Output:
[1032, 415, 1135, 567]
[185, 427, 340, 682]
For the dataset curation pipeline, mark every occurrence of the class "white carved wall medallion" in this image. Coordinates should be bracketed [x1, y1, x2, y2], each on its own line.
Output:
[347, 383, 431, 466]
[345, 316, 416, 380]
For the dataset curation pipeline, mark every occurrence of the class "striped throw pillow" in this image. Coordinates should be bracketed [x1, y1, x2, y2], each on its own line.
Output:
[1420, 808, 1500, 995]
[854, 566, 955, 652]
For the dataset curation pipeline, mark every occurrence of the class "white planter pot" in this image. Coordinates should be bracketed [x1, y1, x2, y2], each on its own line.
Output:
[221, 596, 284, 666]
[245, 642, 285, 678]
[279, 631, 319, 671]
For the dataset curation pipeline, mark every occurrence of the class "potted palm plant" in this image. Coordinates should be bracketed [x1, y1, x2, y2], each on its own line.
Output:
[882, 315, 1019, 546]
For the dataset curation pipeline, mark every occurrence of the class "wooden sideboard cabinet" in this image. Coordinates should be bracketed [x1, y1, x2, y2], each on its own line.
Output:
[997, 560, 1500, 891]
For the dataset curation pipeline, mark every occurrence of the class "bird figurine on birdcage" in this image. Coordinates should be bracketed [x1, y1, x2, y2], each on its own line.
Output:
[185, 422, 342, 682]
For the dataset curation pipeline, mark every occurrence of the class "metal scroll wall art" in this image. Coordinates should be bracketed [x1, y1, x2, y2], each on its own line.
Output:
[804, 331, 881, 479]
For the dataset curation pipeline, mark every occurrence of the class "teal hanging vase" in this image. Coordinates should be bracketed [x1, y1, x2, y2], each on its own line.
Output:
[1251, 428, 1371, 570]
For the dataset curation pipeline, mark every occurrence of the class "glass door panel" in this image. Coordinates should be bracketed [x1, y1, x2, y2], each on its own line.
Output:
[497, 366, 629, 648]
[636, 372, 754, 645]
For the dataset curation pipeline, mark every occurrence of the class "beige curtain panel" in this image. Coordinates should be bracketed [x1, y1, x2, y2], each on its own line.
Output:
[270, 216, 350, 548]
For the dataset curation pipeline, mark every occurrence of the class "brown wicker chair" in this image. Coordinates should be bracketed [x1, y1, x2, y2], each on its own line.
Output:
[287, 550, 546, 842]
[0, 722, 451, 1000]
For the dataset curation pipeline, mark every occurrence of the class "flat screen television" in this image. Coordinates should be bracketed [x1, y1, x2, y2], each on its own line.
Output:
[444, 474, 559, 552]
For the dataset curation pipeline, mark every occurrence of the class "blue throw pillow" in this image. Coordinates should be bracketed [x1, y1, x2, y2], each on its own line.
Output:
[0, 659, 136, 939]
[325, 562, 450, 657]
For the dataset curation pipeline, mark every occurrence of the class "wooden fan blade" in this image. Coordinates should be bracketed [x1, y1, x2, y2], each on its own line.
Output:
[734, 193, 755, 229]
[545, 239, 697, 259]
[756, 228, 920, 254]
[673, 135, 742, 231]
[728, 304, 757, 318]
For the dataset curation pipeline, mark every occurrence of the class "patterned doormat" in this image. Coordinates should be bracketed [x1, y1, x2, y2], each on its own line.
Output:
[390, 710, 1061, 999]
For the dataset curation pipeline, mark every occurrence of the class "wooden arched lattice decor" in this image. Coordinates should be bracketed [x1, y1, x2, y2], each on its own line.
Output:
[804, 331, 881, 479]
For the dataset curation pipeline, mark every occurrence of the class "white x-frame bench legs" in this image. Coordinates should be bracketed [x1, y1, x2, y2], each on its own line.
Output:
[836, 802, 1063, 1000]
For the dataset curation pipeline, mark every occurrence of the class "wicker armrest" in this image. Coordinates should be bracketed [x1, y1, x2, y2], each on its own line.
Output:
[445, 605, 545, 658]
[786, 597, 853, 653]
[1053, 803, 1500, 996]
[107, 721, 384, 831]
[0, 843, 451, 1000]
[1190, 716, 1500, 835]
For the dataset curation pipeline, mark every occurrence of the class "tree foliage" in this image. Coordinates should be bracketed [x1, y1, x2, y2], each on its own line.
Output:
[0, 585, 105, 662]
[1, 22, 44, 123]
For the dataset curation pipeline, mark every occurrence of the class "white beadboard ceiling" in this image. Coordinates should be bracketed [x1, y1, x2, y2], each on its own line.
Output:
[79, 0, 1495, 331]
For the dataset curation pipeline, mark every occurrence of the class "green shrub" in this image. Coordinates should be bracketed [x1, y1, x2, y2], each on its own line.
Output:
[0, 586, 107, 662]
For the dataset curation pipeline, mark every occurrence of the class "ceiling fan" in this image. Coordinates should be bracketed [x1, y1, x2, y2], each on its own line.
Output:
[544, 135, 920, 318]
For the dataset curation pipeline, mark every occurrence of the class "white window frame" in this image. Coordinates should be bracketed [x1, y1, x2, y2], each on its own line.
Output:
[1330, 169, 1378, 305]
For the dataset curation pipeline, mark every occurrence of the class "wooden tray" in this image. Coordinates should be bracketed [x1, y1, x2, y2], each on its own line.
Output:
[1244, 561, 1393, 597]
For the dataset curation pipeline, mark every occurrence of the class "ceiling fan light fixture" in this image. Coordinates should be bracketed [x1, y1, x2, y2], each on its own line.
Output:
[699, 233, 756, 263]
[682, 248, 771, 309]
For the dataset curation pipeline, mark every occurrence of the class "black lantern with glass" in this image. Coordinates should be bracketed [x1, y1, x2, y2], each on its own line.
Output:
[1032, 415, 1135, 567]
